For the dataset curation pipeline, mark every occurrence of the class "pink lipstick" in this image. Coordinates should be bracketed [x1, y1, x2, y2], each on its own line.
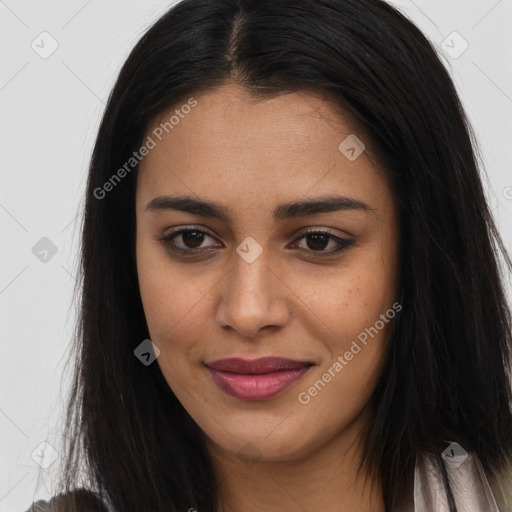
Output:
[204, 357, 313, 401]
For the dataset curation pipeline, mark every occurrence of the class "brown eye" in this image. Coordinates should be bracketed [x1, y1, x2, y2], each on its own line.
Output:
[159, 227, 355, 259]
[178, 230, 207, 249]
[290, 230, 355, 256]
[159, 228, 221, 255]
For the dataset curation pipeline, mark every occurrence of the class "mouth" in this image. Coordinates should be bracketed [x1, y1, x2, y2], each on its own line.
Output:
[204, 357, 314, 401]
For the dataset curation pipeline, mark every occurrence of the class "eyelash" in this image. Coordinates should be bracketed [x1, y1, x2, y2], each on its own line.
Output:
[158, 227, 355, 258]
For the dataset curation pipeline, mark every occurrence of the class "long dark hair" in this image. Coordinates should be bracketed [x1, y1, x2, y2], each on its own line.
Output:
[53, 0, 512, 510]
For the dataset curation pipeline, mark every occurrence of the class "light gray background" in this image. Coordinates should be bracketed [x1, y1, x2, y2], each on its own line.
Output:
[1, 1, 511, 510]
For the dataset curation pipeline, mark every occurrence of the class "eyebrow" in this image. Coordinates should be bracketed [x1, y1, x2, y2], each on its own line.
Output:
[144, 194, 374, 221]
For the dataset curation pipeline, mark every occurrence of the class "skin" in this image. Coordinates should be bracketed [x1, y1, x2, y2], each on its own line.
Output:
[135, 82, 400, 512]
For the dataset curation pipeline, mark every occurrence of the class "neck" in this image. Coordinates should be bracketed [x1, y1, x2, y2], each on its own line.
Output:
[206, 416, 385, 512]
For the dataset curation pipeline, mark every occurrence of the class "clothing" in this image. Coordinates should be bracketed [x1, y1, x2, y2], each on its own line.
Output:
[413, 451, 511, 512]
[24, 452, 512, 511]
[24, 491, 114, 512]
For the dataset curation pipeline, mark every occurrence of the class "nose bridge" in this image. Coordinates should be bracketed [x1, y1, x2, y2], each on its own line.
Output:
[216, 241, 289, 338]
[232, 245, 270, 299]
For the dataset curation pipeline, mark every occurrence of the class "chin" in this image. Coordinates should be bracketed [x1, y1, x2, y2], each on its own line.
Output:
[203, 416, 322, 463]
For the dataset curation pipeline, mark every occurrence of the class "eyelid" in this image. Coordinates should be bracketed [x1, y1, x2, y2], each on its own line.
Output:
[161, 224, 217, 239]
[160, 224, 352, 241]
[292, 226, 352, 240]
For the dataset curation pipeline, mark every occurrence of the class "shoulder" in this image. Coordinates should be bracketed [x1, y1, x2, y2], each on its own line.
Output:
[415, 450, 512, 512]
[489, 459, 512, 512]
[24, 489, 110, 512]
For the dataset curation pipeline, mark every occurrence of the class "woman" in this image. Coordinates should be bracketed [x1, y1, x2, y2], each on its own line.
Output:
[25, 0, 512, 510]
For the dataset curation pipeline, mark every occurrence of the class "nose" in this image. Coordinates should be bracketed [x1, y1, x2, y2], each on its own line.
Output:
[215, 249, 291, 339]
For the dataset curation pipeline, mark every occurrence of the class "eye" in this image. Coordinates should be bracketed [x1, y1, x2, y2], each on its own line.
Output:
[158, 227, 355, 258]
[159, 227, 221, 255]
[289, 229, 355, 257]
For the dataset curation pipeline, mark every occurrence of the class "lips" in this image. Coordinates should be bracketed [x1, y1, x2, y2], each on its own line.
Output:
[204, 357, 313, 401]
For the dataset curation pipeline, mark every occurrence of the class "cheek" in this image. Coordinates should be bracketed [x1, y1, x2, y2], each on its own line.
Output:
[295, 278, 396, 440]
[299, 247, 397, 352]
[136, 235, 184, 344]
[295, 241, 397, 402]
[136, 236, 219, 361]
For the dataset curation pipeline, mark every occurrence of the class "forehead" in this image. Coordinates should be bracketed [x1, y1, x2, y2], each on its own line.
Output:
[136, 83, 392, 220]
[146, 84, 355, 156]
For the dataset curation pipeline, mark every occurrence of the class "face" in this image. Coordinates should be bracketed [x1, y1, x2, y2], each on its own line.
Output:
[135, 83, 400, 463]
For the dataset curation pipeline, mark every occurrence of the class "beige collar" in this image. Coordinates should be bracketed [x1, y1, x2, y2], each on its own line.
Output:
[410, 450, 512, 511]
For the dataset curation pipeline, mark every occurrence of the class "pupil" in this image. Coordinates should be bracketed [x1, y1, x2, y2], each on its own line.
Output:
[183, 231, 204, 248]
[307, 234, 328, 251]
